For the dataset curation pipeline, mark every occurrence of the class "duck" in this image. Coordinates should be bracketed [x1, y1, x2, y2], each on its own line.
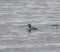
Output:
[27, 24, 38, 32]
[50, 24, 59, 26]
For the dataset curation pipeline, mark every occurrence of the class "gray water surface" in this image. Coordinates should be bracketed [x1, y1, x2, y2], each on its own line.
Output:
[0, 0, 60, 52]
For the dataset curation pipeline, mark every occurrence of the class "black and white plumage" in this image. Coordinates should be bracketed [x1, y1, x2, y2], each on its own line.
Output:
[27, 24, 38, 32]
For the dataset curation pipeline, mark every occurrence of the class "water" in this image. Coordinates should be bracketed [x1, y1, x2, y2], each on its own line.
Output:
[0, 0, 60, 52]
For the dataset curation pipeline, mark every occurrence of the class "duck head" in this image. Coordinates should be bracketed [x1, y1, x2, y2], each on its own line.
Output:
[27, 24, 31, 28]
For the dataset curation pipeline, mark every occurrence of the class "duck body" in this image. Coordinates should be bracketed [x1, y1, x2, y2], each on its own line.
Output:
[51, 24, 59, 26]
[31, 27, 37, 30]
[27, 24, 38, 32]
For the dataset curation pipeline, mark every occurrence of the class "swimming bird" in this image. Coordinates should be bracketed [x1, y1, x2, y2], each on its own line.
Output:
[50, 24, 59, 26]
[27, 24, 38, 32]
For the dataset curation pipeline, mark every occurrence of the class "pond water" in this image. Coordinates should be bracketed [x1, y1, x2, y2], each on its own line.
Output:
[0, 0, 60, 52]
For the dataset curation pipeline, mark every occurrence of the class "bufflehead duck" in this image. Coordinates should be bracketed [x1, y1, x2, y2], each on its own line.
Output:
[27, 24, 38, 32]
[50, 24, 59, 26]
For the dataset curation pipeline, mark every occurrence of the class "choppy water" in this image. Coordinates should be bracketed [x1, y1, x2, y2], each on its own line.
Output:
[0, 0, 60, 52]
